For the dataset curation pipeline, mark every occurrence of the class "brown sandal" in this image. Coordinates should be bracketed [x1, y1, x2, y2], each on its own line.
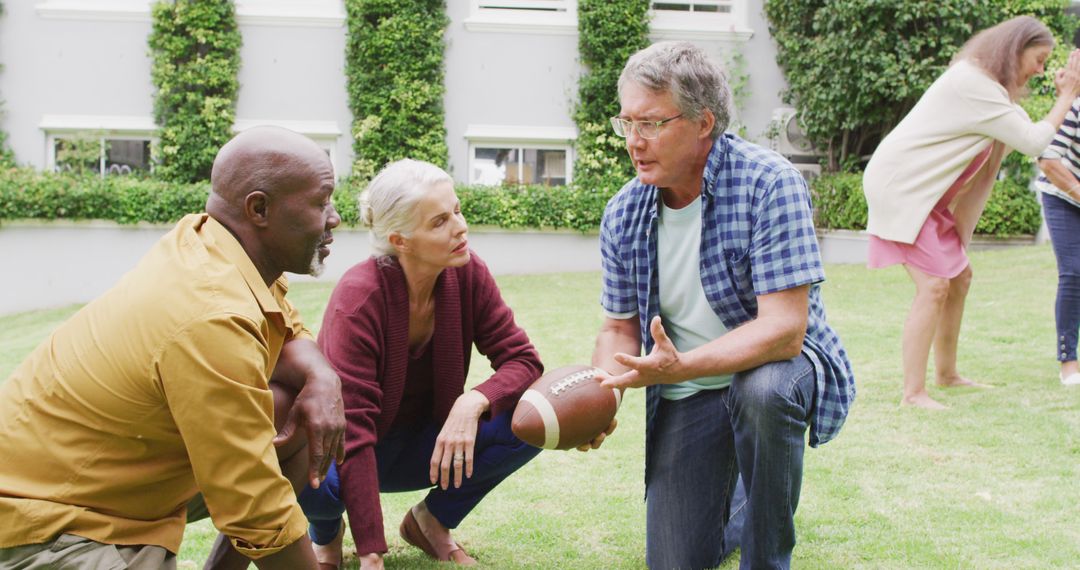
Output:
[399, 507, 476, 565]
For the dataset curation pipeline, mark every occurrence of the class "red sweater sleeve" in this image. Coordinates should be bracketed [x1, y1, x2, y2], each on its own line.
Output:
[466, 256, 544, 417]
[317, 271, 388, 555]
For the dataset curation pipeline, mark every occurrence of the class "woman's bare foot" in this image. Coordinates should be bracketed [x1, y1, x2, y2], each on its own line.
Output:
[935, 374, 992, 388]
[901, 391, 948, 409]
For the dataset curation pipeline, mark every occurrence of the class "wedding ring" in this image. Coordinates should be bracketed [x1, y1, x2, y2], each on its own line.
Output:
[453, 453, 464, 462]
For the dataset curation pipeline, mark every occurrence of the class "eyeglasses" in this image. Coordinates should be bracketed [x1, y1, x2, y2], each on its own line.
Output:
[609, 114, 684, 140]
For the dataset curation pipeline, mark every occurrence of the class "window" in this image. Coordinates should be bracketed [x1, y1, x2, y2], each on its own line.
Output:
[41, 115, 157, 177]
[54, 136, 152, 176]
[653, 0, 732, 13]
[473, 147, 568, 186]
[465, 125, 576, 186]
[649, 0, 752, 41]
[465, 0, 577, 35]
[233, 119, 343, 177]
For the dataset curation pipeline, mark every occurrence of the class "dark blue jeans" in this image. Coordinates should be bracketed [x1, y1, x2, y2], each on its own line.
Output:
[298, 410, 540, 545]
[646, 355, 815, 570]
[1042, 192, 1080, 362]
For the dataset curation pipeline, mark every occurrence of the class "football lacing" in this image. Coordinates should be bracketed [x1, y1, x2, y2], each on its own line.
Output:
[549, 368, 597, 396]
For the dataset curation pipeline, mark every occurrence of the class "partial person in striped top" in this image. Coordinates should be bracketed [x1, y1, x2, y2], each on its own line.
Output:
[863, 16, 1080, 409]
[1036, 98, 1080, 386]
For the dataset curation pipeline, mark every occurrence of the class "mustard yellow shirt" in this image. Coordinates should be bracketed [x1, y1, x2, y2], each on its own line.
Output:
[0, 213, 310, 559]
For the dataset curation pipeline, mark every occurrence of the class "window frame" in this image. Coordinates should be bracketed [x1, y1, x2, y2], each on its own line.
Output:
[233, 119, 343, 178]
[41, 115, 157, 177]
[35, 0, 346, 27]
[464, 124, 577, 186]
[464, 0, 577, 36]
[649, 0, 752, 42]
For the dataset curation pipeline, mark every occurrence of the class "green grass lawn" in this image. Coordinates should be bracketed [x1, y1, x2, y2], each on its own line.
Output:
[3, 245, 1079, 569]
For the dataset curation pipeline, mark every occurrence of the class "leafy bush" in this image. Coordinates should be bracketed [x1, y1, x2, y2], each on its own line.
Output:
[344, 0, 448, 181]
[0, 169, 208, 224]
[810, 172, 1042, 236]
[809, 172, 868, 230]
[149, 0, 241, 183]
[457, 184, 611, 233]
[974, 178, 1044, 236]
[0, 171, 610, 233]
[573, 0, 650, 195]
[765, 0, 1074, 173]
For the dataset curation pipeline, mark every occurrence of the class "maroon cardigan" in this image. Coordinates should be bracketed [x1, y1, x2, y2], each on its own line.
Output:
[317, 253, 543, 555]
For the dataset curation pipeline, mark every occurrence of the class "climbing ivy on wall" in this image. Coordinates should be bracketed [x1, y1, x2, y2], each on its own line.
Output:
[344, 0, 449, 180]
[0, 0, 14, 167]
[149, 0, 241, 182]
[572, 0, 650, 194]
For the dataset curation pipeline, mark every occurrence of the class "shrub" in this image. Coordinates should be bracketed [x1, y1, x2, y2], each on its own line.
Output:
[149, 0, 241, 183]
[810, 171, 1043, 236]
[765, 0, 1074, 172]
[0, 171, 612, 233]
[573, 0, 650, 195]
[975, 177, 1044, 236]
[0, 169, 208, 224]
[809, 172, 867, 230]
[344, 0, 448, 181]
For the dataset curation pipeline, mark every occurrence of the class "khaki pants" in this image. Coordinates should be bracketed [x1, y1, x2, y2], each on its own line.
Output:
[0, 533, 176, 570]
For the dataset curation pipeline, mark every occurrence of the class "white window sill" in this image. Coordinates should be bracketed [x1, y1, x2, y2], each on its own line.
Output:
[649, 11, 753, 42]
[463, 11, 577, 36]
[36, 1, 346, 27]
[464, 124, 578, 144]
[40, 115, 158, 134]
[233, 119, 342, 139]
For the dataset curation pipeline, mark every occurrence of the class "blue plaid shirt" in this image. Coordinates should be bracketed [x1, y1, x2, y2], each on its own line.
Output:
[599, 134, 855, 447]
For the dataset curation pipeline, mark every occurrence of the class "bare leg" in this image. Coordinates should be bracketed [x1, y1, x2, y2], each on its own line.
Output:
[204, 384, 311, 570]
[901, 265, 950, 409]
[931, 266, 989, 388]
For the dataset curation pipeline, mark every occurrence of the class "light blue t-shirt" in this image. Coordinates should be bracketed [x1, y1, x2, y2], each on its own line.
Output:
[657, 195, 732, 400]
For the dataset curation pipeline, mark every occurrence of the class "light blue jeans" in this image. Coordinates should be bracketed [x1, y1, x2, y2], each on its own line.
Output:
[645, 355, 815, 570]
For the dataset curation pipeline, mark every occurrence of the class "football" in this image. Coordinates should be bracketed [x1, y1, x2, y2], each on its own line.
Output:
[511, 365, 621, 450]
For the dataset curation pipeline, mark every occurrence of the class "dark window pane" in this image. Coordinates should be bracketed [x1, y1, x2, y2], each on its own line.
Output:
[104, 139, 151, 176]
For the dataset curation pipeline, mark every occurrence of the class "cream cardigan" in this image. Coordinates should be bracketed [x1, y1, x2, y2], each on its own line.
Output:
[863, 59, 1055, 244]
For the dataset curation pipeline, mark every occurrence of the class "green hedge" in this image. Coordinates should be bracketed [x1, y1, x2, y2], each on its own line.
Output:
[810, 171, 1043, 237]
[0, 170, 208, 224]
[1, 169, 1043, 237]
[0, 170, 607, 233]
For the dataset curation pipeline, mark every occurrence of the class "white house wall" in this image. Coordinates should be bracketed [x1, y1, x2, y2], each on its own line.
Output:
[1, 2, 155, 169]
[1, 1, 788, 182]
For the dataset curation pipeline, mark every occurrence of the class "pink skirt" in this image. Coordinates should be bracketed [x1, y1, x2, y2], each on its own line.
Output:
[868, 148, 991, 279]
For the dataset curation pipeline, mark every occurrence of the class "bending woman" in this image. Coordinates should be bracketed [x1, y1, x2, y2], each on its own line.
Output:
[863, 15, 1080, 409]
[299, 159, 543, 568]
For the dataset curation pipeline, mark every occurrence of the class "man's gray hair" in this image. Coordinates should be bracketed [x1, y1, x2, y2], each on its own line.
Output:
[359, 158, 454, 256]
[618, 41, 732, 138]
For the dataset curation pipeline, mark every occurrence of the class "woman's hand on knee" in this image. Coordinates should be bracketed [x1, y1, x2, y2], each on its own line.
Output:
[430, 391, 490, 489]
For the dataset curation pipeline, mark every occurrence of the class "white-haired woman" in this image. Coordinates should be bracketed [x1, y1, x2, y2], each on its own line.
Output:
[297, 159, 543, 569]
[864, 15, 1080, 409]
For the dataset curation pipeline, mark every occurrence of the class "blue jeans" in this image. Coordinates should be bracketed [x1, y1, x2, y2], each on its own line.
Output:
[646, 355, 815, 570]
[1042, 192, 1080, 362]
[298, 410, 540, 545]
